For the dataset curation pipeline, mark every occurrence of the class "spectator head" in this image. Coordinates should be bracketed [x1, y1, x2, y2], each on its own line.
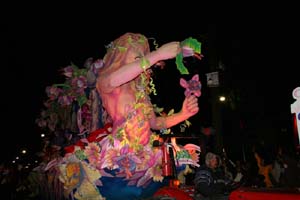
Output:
[205, 152, 218, 169]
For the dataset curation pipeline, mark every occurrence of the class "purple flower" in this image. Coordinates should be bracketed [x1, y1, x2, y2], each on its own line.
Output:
[46, 86, 63, 100]
[62, 66, 74, 78]
[71, 76, 87, 94]
[58, 95, 73, 106]
[91, 59, 104, 74]
[84, 143, 101, 166]
[81, 104, 92, 121]
[180, 74, 202, 97]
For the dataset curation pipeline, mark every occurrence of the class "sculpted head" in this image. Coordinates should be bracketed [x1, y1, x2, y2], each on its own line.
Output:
[102, 33, 150, 71]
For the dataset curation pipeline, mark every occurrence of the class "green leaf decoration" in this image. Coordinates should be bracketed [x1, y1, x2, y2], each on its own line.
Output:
[167, 109, 174, 116]
[127, 36, 133, 44]
[153, 104, 164, 114]
[149, 77, 157, 95]
[75, 149, 87, 160]
[71, 62, 79, 70]
[185, 120, 192, 127]
[77, 95, 87, 107]
[78, 69, 87, 76]
[175, 37, 202, 75]
[140, 57, 150, 70]
[176, 52, 189, 74]
[138, 36, 146, 44]
[118, 46, 127, 52]
[53, 84, 71, 89]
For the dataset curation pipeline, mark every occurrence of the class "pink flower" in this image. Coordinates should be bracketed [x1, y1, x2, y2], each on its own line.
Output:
[71, 76, 87, 94]
[81, 104, 92, 121]
[180, 74, 202, 97]
[62, 66, 74, 78]
[58, 95, 73, 106]
[46, 86, 63, 100]
[85, 143, 101, 166]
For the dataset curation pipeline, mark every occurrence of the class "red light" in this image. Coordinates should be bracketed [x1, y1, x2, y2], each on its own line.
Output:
[292, 114, 300, 148]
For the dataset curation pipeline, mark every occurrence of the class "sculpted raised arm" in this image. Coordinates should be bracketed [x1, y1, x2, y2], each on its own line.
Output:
[97, 42, 181, 93]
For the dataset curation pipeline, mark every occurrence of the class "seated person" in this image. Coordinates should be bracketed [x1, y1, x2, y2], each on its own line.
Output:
[194, 152, 235, 200]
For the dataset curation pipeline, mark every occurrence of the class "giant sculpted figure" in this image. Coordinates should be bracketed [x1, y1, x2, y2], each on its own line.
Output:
[93, 32, 200, 199]
[57, 33, 200, 200]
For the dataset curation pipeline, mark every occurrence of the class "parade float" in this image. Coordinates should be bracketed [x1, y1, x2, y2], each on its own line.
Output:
[32, 36, 203, 200]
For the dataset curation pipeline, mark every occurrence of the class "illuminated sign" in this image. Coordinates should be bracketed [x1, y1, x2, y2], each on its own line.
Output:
[205, 72, 219, 87]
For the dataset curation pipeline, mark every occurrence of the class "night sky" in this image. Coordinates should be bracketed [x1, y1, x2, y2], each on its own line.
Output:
[2, 17, 299, 164]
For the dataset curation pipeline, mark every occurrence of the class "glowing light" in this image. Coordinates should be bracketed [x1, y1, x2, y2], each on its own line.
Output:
[16, 156, 19, 160]
[21, 150, 27, 154]
[219, 96, 226, 102]
[172, 179, 180, 188]
[41, 133, 45, 137]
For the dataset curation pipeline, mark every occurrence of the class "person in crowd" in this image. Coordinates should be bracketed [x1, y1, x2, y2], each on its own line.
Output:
[194, 152, 234, 200]
[197, 125, 216, 165]
[278, 146, 300, 187]
[253, 141, 274, 187]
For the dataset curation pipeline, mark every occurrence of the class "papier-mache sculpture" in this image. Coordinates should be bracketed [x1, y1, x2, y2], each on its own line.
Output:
[35, 32, 203, 200]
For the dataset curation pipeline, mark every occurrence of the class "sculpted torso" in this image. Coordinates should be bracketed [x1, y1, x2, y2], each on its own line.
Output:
[99, 76, 153, 148]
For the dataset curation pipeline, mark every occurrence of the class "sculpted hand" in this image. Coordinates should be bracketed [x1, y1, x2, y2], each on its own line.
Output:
[182, 46, 194, 57]
[181, 95, 199, 118]
[156, 42, 181, 60]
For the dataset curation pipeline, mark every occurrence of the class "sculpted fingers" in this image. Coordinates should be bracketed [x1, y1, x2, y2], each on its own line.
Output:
[187, 95, 199, 113]
[188, 103, 199, 113]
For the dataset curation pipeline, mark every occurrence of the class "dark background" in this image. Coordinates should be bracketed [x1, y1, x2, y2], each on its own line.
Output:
[2, 14, 299, 165]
